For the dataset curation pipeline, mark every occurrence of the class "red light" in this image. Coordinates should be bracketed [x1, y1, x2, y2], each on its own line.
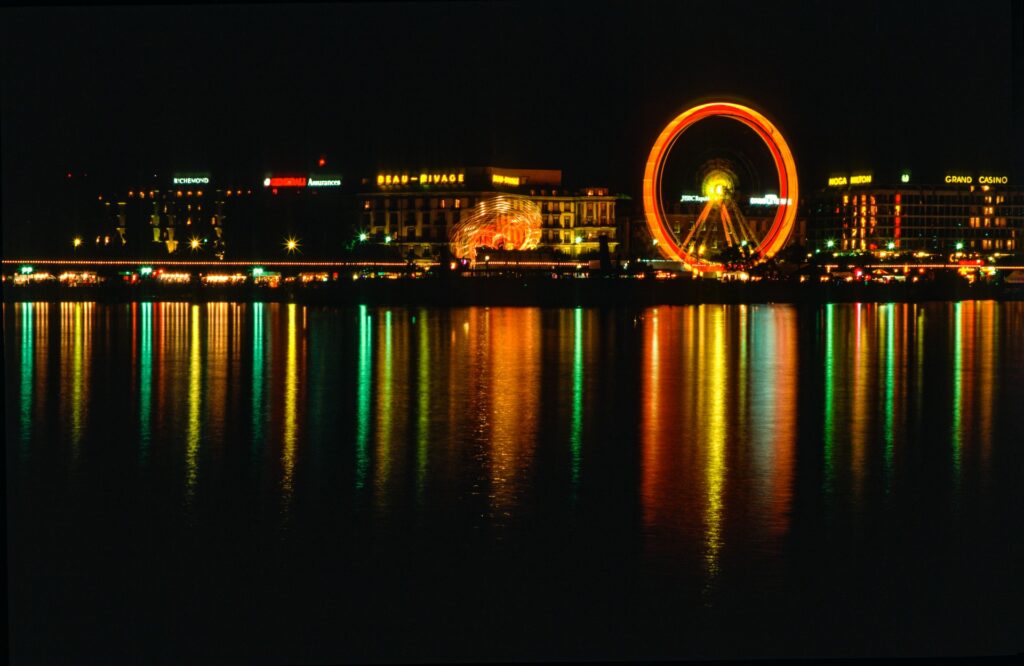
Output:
[268, 177, 307, 187]
[272, 188, 279, 195]
[67, 172, 73, 178]
[318, 157, 326, 167]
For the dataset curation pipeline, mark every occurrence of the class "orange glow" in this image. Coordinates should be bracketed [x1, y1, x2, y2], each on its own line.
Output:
[643, 102, 798, 271]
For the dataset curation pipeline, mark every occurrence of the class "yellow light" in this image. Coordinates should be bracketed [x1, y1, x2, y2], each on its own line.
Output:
[850, 174, 872, 185]
[190, 238, 201, 250]
[828, 176, 848, 187]
[284, 237, 301, 253]
[73, 237, 82, 248]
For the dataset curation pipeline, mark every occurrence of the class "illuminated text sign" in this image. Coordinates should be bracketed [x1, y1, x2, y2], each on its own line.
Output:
[978, 175, 1008, 185]
[173, 175, 210, 185]
[264, 177, 307, 187]
[680, 194, 709, 202]
[492, 174, 521, 186]
[828, 174, 872, 186]
[749, 194, 792, 206]
[307, 177, 341, 187]
[377, 172, 465, 187]
[945, 174, 972, 184]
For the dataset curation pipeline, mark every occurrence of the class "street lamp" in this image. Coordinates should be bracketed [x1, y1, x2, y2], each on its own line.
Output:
[384, 235, 392, 244]
[358, 232, 368, 242]
[887, 241, 895, 250]
[955, 242, 964, 251]
[73, 237, 82, 249]
[190, 237, 201, 250]
[826, 239, 835, 249]
[284, 237, 300, 253]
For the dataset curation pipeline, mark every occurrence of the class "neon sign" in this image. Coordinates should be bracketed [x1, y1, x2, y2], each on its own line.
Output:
[978, 175, 1008, 184]
[849, 174, 872, 185]
[828, 176, 847, 187]
[680, 194, 709, 202]
[264, 177, 307, 187]
[307, 177, 341, 187]
[945, 174, 972, 184]
[376, 172, 465, 187]
[749, 194, 791, 206]
[491, 174, 521, 186]
[173, 175, 210, 185]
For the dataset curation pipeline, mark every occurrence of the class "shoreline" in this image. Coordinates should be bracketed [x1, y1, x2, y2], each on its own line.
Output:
[4, 276, 1020, 305]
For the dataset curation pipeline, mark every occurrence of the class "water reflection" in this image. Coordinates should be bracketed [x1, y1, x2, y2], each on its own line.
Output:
[20, 303, 34, 455]
[6, 301, 1020, 582]
[186, 304, 201, 503]
[139, 302, 152, 463]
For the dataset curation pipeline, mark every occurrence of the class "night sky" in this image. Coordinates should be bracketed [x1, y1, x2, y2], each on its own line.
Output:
[2, 0, 1021, 248]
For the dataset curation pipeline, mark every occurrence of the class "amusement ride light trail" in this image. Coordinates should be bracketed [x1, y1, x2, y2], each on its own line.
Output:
[449, 195, 543, 264]
[643, 101, 799, 273]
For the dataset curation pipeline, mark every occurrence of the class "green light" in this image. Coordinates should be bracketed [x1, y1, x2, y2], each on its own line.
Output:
[252, 302, 265, 461]
[252, 267, 264, 277]
[384, 235, 392, 244]
[955, 242, 964, 251]
[355, 305, 371, 490]
[359, 232, 368, 242]
[139, 266, 153, 276]
[887, 242, 895, 250]
[20, 304, 33, 456]
[823, 304, 835, 504]
[571, 308, 583, 496]
[19, 265, 33, 274]
[139, 302, 152, 463]
[900, 172, 910, 183]
[825, 240, 835, 249]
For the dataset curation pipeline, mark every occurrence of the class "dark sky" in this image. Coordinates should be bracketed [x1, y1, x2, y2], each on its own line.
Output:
[2, 0, 1020, 244]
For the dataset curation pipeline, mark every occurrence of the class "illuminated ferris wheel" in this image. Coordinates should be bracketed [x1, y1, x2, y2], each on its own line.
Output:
[642, 102, 799, 272]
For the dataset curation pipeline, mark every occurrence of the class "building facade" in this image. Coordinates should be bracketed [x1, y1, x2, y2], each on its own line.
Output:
[806, 172, 1023, 254]
[356, 166, 621, 258]
[91, 170, 345, 259]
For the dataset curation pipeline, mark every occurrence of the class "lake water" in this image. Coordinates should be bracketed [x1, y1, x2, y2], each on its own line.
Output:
[5, 301, 1022, 661]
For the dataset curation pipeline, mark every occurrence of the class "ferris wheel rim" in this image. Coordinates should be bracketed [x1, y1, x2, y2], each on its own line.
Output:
[642, 101, 799, 271]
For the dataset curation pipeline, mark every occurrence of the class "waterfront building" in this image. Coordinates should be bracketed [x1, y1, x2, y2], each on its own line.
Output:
[806, 170, 1024, 255]
[91, 169, 345, 259]
[356, 166, 623, 258]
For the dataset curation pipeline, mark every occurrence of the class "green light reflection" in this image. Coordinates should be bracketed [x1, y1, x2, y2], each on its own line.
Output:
[355, 305, 371, 490]
[140, 302, 152, 463]
[823, 303, 835, 500]
[951, 302, 962, 485]
[571, 307, 583, 495]
[883, 303, 895, 490]
[20, 303, 34, 455]
[252, 302, 265, 458]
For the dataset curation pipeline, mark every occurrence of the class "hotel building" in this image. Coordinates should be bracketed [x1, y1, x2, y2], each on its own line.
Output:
[806, 171, 1024, 254]
[356, 166, 622, 258]
[91, 171, 344, 259]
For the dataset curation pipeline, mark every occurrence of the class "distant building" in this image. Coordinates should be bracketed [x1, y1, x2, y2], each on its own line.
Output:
[355, 166, 623, 258]
[806, 171, 1023, 254]
[95, 174, 249, 260]
[91, 170, 345, 259]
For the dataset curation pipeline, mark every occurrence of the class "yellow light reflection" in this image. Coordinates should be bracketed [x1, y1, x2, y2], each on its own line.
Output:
[416, 309, 430, 502]
[702, 306, 727, 599]
[282, 303, 298, 514]
[487, 308, 540, 527]
[186, 304, 201, 503]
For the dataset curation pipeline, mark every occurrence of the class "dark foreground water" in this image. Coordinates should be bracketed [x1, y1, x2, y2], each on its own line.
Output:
[5, 301, 1022, 662]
